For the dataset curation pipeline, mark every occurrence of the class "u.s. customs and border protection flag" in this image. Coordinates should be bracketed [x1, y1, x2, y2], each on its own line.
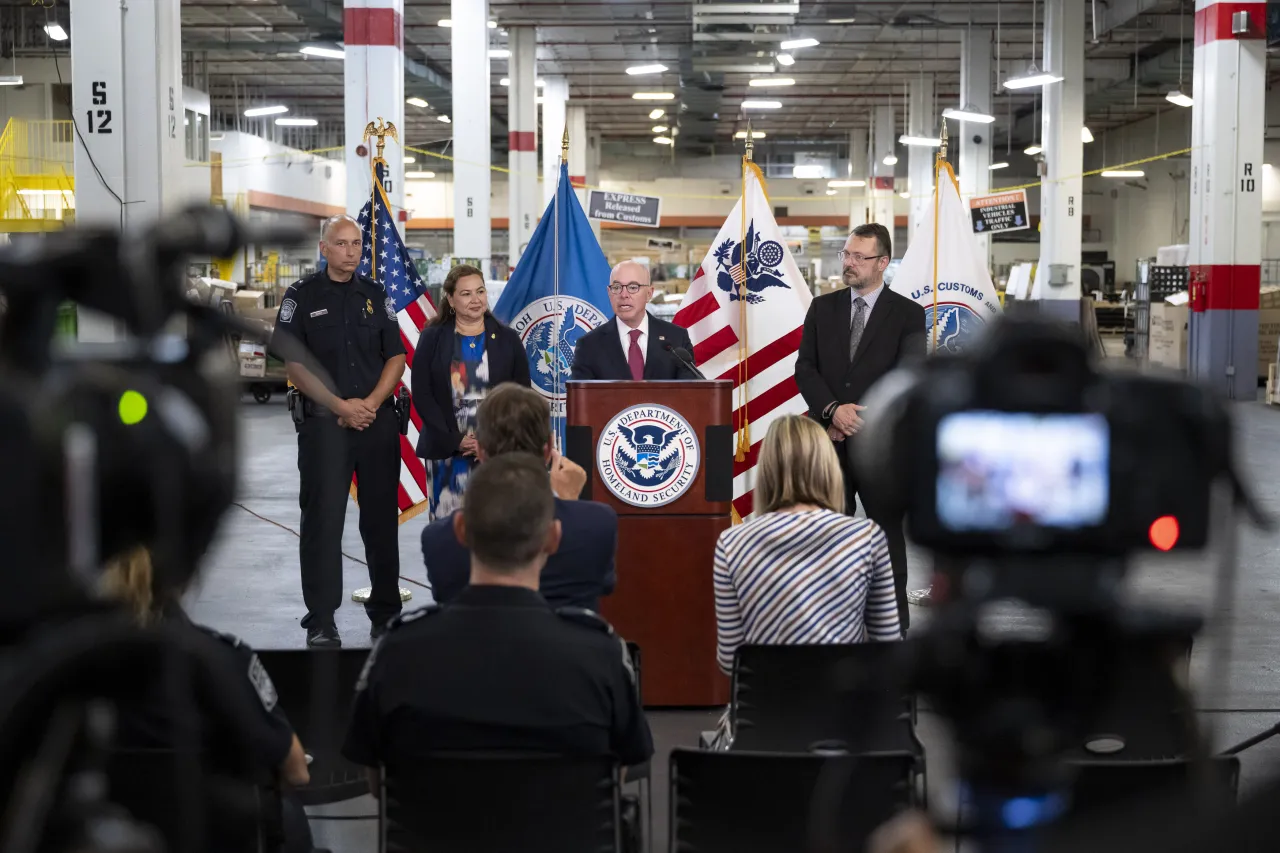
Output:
[353, 159, 437, 523]
[493, 161, 613, 444]
[890, 157, 1002, 353]
[674, 156, 812, 522]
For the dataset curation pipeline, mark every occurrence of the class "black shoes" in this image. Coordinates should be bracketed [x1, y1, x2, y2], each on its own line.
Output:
[307, 624, 342, 648]
[370, 621, 389, 641]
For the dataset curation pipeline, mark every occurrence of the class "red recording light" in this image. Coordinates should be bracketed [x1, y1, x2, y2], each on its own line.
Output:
[1149, 516, 1180, 551]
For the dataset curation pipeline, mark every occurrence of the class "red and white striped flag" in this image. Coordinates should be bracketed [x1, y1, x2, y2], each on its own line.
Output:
[673, 159, 812, 521]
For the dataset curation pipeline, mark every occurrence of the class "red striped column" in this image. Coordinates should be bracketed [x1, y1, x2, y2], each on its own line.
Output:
[344, 0, 405, 226]
[1189, 0, 1266, 398]
[507, 26, 538, 265]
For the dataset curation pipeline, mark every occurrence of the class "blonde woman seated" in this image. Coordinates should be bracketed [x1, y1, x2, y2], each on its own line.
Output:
[714, 414, 901, 677]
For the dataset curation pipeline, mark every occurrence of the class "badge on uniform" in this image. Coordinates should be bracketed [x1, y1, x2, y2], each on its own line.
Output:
[279, 298, 297, 323]
[384, 297, 398, 321]
[366, 298, 374, 315]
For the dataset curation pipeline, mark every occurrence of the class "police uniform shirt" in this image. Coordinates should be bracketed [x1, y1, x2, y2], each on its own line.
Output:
[115, 608, 295, 776]
[343, 586, 653, 769]
[271, 269, 406, 402]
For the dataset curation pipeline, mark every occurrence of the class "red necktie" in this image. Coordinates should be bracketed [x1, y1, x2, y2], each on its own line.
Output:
[628, 328, 644, 381]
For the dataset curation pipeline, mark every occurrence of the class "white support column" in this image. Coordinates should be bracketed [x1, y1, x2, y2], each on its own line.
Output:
[541, 76, 568, 206]
[907, 75, 935, 243]
[71, 0, 183, 341]
[959, 27, 993, 268]
[451, 0, 491, 265]
[1037, 0, 1084, 317]
[870, 105, 896, 236]
[587, 129, 602, 240]
[506, 26, 538, 266]
[344, 0, 406, 232]
[567, 103, 587, 204]
[847, 127, 868, 230]
[1188, 0, 1266, 399]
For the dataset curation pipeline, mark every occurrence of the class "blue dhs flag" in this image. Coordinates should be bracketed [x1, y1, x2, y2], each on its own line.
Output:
[493, 163, 613, 438]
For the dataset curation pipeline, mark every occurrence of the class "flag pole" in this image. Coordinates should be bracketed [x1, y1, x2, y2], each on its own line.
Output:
[552, 124, 568, 451]
[932, 118, 948, 353]
[735, 121, 754, 463]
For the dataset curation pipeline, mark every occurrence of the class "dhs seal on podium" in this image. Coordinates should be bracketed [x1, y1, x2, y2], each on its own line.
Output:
[511, 296, 608, 418]
[596, 404, 701, 508]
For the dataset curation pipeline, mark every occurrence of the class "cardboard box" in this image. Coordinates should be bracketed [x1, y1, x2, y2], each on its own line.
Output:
[1259, 308, 1280, 379]
[239, 356, 266, 378]
[1149, 302, 1188, 371]
[233, 289, 266, 312]
[1260, 285, 1280, 310]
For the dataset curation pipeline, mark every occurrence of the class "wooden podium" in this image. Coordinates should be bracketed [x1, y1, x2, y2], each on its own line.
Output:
[565, 380, 733, 707]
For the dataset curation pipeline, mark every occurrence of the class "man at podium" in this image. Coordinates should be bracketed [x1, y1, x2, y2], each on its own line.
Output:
[570, 261, 697, 381]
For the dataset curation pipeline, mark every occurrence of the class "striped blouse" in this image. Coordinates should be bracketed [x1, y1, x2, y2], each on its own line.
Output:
[714, 508, 901, 674]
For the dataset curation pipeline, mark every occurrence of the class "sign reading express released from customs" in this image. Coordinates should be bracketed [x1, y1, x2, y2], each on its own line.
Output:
[587, 190, 662, 228]
[969, 189, 1030, 235]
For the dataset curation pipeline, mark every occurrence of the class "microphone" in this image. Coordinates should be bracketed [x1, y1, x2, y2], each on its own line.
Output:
[666, 344, 707, 379]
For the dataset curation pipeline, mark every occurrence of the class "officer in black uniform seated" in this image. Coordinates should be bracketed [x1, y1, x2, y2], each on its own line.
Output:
[271, 213, 407, 648]
[102, 546, 313, 853]
[343, 452, 653, 784]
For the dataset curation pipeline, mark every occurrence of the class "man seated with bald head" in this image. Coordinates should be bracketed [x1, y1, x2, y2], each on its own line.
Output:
[570, 260, 697, 381]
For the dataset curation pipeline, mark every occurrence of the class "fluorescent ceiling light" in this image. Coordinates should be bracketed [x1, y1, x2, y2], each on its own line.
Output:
[882, 153, 898, 165]
[654, 136, 674, 145]
[694, 2, 800, 11]
[826, 189, 838, 195]
[828, 179, 866, 187]
[941, 106, 995, 123]
[300, 45, 344, 59]
[499, 78, 546, 87]
[43, 23, 67, 41]
[649, 109, 665, 119]
[489, 20, 497, 28]
[652, 125, 669, 133]
[244, 105, 288, 117]
[632, 92, 675, 100]
[404, 156, 416, 164]
[989, 161, 1009, 170]
[776, 53, 795, 66]
[793, 164, 824, 178]
[1003, 65, 1063, 89]
[1082, 126, 1094, 143]
[275, 118, 317, 126]
[742, 100, 782, 109]
[407, 171, 436, 178]
[438, 19, 451, 27]
[406, 97, 428, 108]
[899, 134, 941, 147]
[899, 191, 910, 198]
[780, 37, 819, 50]
[488, 49, 510, 59]
[734, 130, 767, 139]
[626, 64, 668, 75]
[0, 76, 23, 86]
[1024, 144, 1043, 155]
[828, 17, 856, 24]
[749, 77, 795, 87]
[438, 115, 451, 123]
[1166, 90, 1193, 107]
[1101, 169, 1144, 178]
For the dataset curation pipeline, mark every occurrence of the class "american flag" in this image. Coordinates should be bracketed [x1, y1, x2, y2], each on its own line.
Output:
[674, 160, 812, 521]
[354, 161, 437, 522]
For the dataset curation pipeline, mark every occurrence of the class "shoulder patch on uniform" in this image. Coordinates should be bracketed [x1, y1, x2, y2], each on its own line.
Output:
[279, 298, 298, 323]
[384, 297, 398, 321]
[247, 653, 278, 712]
[355, 604, 442, 692]
[554, 606, 616, 637]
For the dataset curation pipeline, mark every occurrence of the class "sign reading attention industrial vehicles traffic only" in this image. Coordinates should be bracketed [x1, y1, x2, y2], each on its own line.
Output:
[587, 190, 663, 228]
[969, 189, 1031, 234]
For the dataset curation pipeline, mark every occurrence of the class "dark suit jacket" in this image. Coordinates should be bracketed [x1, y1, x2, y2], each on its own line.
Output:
[421, 497, 619, 611]
[795, 286, 926, 427]
[411, 314, 531, 460]
[569, 313, 696, 381]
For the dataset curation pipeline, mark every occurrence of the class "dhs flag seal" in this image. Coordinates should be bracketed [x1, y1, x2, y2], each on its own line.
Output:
[510, 296, 608, 418]
[596, 405, 700, 508]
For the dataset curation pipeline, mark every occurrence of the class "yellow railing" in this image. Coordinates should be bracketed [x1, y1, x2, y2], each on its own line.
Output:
[0, 119, 75, 231]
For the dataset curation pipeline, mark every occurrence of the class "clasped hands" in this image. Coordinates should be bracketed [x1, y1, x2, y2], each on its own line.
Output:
[335, 397, 379, 430]
[826, 403, 866, 443]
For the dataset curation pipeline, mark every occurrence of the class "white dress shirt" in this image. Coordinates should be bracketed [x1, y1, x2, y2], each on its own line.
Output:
[617, 313, 649, 365]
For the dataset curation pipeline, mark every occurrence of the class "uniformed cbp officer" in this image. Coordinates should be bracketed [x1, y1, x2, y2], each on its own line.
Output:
[342, 453, 653, 784]
[271, 214, 406, 647]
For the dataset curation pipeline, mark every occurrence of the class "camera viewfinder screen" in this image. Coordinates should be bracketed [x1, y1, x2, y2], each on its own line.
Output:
[936, 412, 1109, 532]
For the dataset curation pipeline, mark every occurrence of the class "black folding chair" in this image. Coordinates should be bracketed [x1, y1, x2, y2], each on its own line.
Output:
[669, 748, 917, 853]
[379, 753, 623, 853]
[729, 643, 921, 756]
[1068, 755, 1240, 813]
[106, 748, 273, 853]
[256, 648, 371, 805]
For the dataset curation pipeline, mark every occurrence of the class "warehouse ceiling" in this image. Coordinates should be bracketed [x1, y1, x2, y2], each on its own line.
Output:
[26, 1, 1265, 164]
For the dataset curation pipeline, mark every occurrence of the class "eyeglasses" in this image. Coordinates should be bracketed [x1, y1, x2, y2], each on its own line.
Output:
[838, 251, 886, 264]
[608, 283, 649, 294]
[328, 239, 363, 250]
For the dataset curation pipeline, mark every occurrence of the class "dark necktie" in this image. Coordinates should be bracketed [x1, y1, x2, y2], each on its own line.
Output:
[628, 328, 644, 381]
[849, 296, 868, 362]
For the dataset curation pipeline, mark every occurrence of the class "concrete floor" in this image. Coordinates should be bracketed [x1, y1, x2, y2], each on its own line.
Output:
[189, 390, 1280, 852]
